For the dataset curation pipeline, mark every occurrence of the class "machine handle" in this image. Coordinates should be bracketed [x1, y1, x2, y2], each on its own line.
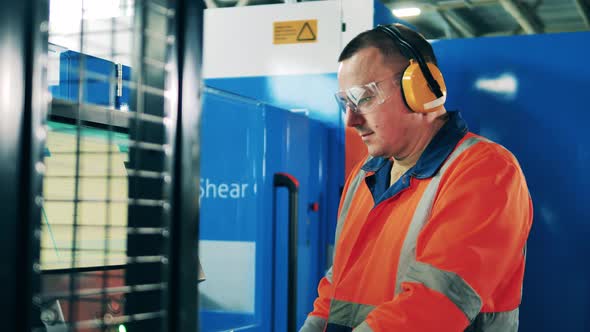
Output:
[273, 172, 299, 332]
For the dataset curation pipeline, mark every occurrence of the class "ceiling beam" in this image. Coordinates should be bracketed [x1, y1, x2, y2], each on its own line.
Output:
[574, 0, 590, 28]
[429, 0, 498, 11]
[480, 29, 517, 36]
[436, 11, 463, 38]
[388, 0, 496, 12]
[544, 22, 589, 33]
[498, 0, 543, 34]
[438, 10, 476, 37]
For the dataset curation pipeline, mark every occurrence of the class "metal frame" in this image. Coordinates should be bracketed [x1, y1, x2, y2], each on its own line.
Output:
[167, 0, 204, 330]
[0, 0, 202, 330]
[575, 0, 590, 29]
[273, 174, 300, 332]
[438, 9, 477, 38]
[0, 0, 48, 330]
[49, 99, 130, 130]
[499, 0, 544, 34]
[124, 1, 176, 330]
[124, 0, 203, 331]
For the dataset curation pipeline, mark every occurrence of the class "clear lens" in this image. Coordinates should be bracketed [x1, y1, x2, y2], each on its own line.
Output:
[335, 80, 388, 115]
[334, 93, 354, 113]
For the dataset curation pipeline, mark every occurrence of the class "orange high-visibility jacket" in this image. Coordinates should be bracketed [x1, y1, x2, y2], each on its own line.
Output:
[300, 112, 533, 332]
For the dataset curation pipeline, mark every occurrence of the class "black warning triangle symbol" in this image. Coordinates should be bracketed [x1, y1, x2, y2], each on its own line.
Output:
[297, 22, 316, 41]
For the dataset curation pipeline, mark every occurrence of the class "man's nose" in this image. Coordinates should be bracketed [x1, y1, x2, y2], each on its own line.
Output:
[345, 107, 364, 128]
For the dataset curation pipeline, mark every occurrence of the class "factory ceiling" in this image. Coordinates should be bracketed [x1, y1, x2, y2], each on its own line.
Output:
[203, 0, 590, 39]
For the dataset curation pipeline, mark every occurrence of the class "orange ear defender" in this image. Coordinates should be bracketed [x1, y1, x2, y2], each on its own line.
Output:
[376, 24, 447, 113]
[401, 60, 447, 113]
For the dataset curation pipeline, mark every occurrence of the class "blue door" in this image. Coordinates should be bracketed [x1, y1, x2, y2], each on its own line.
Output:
[199, 88, 271, 332]
[199, 87, 324, 332]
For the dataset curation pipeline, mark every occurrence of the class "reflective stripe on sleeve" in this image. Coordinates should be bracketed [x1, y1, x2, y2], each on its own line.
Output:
[402, 261, 482, 321]
[327, 298, 375, 329]
[346, 309, 519, 332]
[466, 309, 519, 332]
[299, 315, 328, 332]
[352, 321, 374, 332]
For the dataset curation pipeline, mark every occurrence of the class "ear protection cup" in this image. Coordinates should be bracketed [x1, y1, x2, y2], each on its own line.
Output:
[376, 24, 447, 113]
[401, 59, 447, 113]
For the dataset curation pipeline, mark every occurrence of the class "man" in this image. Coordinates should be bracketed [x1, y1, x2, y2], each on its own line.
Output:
[299, 24, 533, 332]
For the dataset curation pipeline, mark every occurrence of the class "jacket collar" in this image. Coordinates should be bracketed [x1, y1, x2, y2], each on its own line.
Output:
[360, 111, 468, 179]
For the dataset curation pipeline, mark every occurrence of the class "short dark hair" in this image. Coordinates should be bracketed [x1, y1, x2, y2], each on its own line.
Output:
[338, 23, 437, 66]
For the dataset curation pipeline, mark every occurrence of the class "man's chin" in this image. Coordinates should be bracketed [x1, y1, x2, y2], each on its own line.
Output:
[366, 147, 386, 158]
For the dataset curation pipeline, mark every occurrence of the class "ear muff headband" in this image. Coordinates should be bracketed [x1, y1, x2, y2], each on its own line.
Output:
[376, 25, 444, 99]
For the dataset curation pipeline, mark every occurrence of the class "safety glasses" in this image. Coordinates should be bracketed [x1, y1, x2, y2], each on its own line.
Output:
[334, 75, 399, 115]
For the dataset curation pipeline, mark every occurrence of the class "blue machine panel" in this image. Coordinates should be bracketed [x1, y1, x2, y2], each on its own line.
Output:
[50, 50, 131, 109]
[204, 74, 346, 295]
[199, 88, 272, 332]
[308, 121, 330, 284]
[57, 50, 113, 105]
[204, 74, 345, 330]
[199, 88, 327, 331]
[434, 31, 590, 331]
[205, 74, 340, 128]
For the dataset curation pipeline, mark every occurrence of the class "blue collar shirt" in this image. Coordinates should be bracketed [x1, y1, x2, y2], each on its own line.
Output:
[361, 111, 469, 206]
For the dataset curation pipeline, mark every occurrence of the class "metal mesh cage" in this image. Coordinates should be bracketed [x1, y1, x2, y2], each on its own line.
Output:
[33, 0, 202, 331]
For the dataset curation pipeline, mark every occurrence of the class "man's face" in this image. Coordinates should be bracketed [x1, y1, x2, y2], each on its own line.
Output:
[338, 47, 422, 159]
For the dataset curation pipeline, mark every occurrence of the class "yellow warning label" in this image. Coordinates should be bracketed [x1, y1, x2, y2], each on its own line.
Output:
[273, 19, 318, 45]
